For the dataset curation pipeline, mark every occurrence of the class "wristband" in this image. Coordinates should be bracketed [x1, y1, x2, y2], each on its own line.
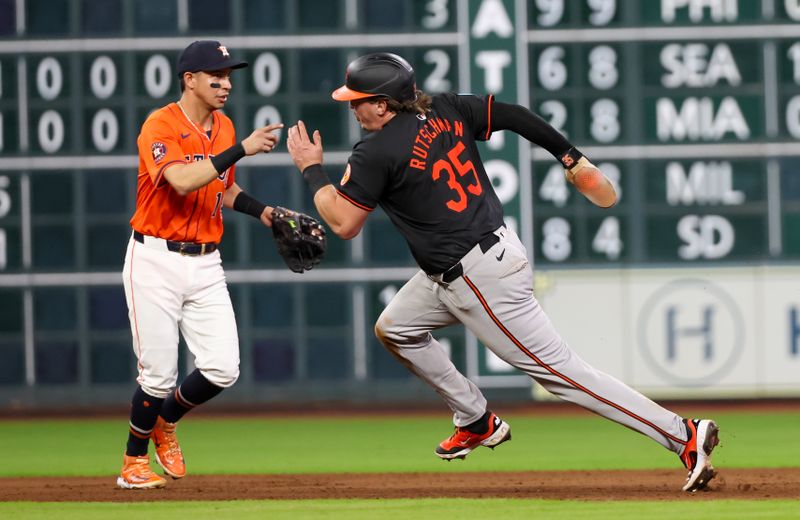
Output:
[302, 164, 332, 195]
[233, 191, 267, 220]
[558, 146, 584, 171]
[210, 142, 245, 174]
[567, 156, 594, 175]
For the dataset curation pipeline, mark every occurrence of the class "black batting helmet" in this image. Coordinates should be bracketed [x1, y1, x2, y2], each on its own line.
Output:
[331, 52, 417, 102]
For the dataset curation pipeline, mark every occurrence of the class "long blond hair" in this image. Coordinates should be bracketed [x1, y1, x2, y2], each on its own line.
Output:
[385, 90, 432, 115]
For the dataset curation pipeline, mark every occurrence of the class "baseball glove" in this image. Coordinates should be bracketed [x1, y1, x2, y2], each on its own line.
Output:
[271, 206, 327, 273]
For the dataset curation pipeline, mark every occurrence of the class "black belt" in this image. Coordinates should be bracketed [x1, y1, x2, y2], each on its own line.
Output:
[133, 231, 218, 256]
[441, 233, 501, 284]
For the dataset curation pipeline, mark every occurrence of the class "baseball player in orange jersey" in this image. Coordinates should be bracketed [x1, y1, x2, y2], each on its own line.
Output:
[117, 41, 288, 489]
[287, 52, 720, 492]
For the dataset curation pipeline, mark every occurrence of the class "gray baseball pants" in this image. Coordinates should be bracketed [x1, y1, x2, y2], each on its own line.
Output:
[375, 227, 688, 454]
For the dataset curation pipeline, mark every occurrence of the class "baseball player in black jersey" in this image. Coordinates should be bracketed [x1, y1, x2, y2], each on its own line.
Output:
[286, 52, 719, 492]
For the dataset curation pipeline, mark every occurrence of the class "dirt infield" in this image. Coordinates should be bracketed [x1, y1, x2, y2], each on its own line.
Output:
[2, 468, 799, 502]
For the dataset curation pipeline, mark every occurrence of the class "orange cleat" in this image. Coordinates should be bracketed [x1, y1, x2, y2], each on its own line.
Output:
[435, 412, 511, 460]
[151, 417, 186, 479]
[116, 454, 167, 489]
[680, 418, 720, 492]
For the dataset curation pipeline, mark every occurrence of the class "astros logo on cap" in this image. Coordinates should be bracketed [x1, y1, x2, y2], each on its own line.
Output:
[218, 45, 229, 57]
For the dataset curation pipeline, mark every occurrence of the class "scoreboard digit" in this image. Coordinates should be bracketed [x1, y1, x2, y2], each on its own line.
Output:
[1, 0, 799, 393]
[528, 0, 800, 267]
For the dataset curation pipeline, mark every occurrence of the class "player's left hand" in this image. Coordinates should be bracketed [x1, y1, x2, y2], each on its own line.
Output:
[271, 206, 327, 273]
[287, 120, 324, 172]
[259, 205, 275, 227]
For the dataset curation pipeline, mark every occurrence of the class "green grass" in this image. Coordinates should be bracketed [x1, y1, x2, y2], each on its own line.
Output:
[1, 499, 798, 520]
[0, 410, 797, 477]
[1, 410, 797, 519]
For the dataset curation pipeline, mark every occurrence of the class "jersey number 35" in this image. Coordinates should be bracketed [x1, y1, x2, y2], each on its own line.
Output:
[431, 140, 483, 213]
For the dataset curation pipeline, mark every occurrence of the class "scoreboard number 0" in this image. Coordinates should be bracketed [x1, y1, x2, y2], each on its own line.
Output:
[89, 56, 117, 99]
[38, 110, 64, 153]
[36, 57, 62, 100]
[92, 109, 119, 152]
[144, 55, 172, 98]
[786, 0, 800, 20]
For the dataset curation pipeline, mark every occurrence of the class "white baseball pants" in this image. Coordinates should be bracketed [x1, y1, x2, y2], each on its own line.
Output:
[122, 234, 239, 398]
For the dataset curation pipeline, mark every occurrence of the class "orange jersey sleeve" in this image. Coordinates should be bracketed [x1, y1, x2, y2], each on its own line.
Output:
[130, 103, 238, 244]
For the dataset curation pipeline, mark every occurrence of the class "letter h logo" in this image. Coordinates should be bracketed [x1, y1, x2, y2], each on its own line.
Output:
[665, 305, 715, 361]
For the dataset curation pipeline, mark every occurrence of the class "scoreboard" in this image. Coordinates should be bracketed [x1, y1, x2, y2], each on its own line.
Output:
[526, 0, 800, 266]
[0, 0, 799, 401]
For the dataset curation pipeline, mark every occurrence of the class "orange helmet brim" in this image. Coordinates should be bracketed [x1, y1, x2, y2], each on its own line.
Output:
[331, 85, 376, 101]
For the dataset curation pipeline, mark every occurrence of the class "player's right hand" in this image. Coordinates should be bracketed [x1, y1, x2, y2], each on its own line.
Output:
[286, 120, 324, 172]
[242, 123, 284, 155]
[565, 158, 618, 208]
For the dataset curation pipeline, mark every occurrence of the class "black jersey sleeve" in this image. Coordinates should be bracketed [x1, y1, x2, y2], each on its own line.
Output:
[441, 92, 494, 142]
[491, 101, 574, 158]
[336, 138, 388, 211]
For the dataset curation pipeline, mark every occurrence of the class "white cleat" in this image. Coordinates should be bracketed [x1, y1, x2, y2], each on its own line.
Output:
[680, 419, 720, 492]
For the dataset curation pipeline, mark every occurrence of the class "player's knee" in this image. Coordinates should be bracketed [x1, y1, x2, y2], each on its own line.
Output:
[199, 363, 239, 388]
[375, 314, 401, 345]
[139, 369, 178, 399]
[375, 314, 419, 347]
[139, 382, 173, 399]
[374, 318, 388, 344]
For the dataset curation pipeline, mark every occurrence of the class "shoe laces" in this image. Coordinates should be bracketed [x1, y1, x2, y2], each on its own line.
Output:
[128, 456, 149, 468]
[125, 456, 155, 478]
[446, 426, 478, 445]
[158, 422, 181, 453]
